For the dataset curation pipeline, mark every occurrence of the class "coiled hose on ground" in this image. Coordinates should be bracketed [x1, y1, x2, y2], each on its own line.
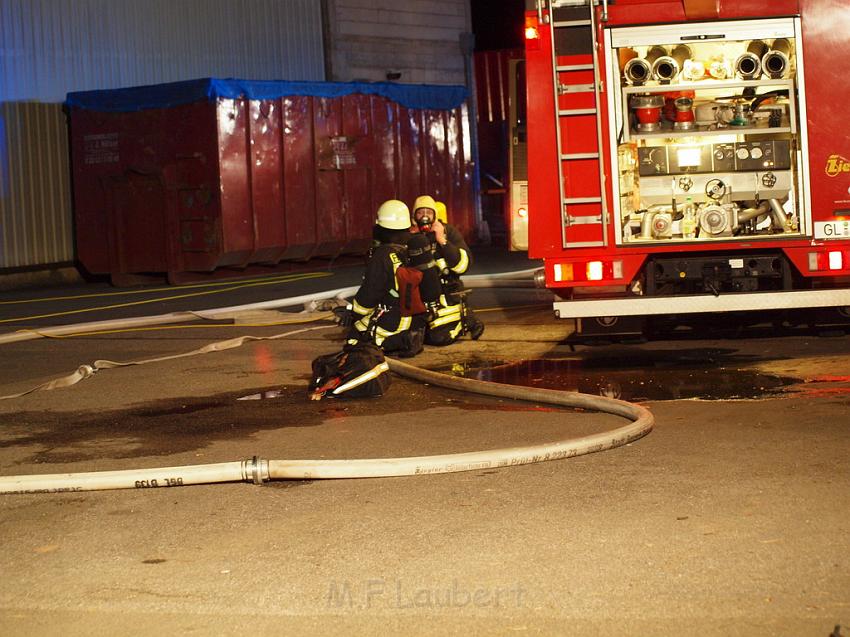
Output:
[0, 359, 652, 493]
[0, 268, 653, 494]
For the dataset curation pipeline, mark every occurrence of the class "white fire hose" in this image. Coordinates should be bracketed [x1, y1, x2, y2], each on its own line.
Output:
[0, 268, 654, 494]
[0, 269, 542, 346]
[0, 360, 652, 493]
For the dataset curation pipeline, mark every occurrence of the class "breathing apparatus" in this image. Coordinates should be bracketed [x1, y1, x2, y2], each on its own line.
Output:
[413, 194, 437, 232]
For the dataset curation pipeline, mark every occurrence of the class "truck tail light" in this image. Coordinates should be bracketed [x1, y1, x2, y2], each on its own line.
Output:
[553, 260, 623, 283]
[809, 250, 847, 271]
[613, 260, 624, 278]
[553, 263, 574, 282]
[525, 16, 540, 50]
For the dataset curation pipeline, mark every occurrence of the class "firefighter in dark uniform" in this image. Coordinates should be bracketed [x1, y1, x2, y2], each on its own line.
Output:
[342, 199, 425, 357]
[411, 195, 485, 345]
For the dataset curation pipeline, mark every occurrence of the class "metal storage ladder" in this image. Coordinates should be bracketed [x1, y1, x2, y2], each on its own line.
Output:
[539, 0, 609, 248]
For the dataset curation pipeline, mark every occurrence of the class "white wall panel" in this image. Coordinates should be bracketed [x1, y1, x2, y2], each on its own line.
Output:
[1, 0, 325, 102]
[0, 0, 324, 270]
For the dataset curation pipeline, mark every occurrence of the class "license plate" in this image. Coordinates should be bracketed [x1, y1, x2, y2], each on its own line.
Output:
[814, 221, 850, 239]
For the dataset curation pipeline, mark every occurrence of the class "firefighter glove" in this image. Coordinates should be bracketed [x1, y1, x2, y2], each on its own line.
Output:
[333, 305, 356, 328]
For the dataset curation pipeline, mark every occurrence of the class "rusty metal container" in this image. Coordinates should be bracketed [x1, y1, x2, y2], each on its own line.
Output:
[66, 79, 472, 282]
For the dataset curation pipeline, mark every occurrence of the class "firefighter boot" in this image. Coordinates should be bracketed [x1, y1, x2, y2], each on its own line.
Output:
[397, 327, 425, 358]
[465, 309, 485, 340]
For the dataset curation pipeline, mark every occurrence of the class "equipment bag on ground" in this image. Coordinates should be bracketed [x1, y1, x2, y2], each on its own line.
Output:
[308, 342, 391, 400]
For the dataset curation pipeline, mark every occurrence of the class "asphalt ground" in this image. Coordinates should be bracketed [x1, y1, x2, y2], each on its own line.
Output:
[0, 248, 538, 330]
[0, 251, 848, 636]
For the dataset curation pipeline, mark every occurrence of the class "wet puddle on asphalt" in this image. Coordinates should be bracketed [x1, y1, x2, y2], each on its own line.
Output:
[439, 350, 802, 402]
[237, 390, 285, 400]
[234, 348, 849, 402]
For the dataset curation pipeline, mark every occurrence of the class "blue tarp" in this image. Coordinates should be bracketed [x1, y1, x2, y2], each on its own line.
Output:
[65, 78, 468, 112]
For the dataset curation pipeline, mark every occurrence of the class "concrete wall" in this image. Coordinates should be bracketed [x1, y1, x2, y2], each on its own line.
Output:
[324, 0, 472, 85]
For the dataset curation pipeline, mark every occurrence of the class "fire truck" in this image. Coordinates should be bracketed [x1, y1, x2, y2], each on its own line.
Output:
[523, 0, 850, 335]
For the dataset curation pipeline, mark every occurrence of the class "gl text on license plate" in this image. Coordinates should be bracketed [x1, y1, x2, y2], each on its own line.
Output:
[815, 220, 850, 239]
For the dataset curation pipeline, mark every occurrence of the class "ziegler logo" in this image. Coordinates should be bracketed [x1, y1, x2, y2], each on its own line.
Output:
[825, 154, 850, 177]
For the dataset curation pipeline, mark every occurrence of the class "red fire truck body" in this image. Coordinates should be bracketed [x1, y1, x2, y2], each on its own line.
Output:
[524, 0, 850, 333]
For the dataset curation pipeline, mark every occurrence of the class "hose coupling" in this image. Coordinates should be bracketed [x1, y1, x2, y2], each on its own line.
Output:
[534, 268, 547, 289]
[242, 456, 270, 485]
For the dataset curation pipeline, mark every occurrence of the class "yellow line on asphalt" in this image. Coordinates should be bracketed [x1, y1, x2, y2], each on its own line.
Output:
[0, 272, 332, 324]
[19, 314, 335, 338]
[0, 271, 332, 305]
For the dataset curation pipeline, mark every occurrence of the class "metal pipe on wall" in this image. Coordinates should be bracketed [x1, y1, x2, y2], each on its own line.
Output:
[767, 198, 789, 230]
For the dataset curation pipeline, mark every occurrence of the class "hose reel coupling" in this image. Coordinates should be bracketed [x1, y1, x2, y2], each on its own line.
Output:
[241, 456, 270, 485]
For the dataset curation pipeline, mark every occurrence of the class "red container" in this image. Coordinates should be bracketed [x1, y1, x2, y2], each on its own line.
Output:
[67, 79, 473, 282]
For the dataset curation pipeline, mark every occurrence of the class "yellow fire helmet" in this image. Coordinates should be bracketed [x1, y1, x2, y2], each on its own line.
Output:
[413, 194, 437, 213]
[434, 201, 448, 224]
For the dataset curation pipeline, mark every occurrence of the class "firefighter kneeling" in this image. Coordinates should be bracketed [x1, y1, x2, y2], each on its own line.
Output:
[339, 199, 427, 358]
[411, 195, 485, 346]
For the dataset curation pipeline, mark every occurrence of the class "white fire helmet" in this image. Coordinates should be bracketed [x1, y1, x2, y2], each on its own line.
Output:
[375, 199, 411, 230]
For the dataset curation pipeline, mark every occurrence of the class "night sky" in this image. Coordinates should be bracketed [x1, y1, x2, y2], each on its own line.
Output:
[471, 0, 525, 51]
